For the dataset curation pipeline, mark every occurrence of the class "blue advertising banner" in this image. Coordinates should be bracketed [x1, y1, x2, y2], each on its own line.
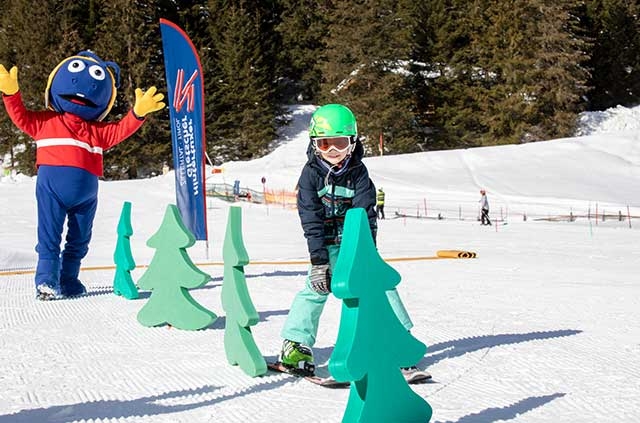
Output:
[159, 18, 208, 240]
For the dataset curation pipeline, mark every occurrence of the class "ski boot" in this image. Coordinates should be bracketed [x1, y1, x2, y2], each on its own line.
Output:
[36, 284, 62, 301]
[60, 279, 87, 298]
[280, 339, 315, 376]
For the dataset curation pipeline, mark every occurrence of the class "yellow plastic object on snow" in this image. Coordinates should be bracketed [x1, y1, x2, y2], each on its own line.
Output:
[436, 250, 477, 259]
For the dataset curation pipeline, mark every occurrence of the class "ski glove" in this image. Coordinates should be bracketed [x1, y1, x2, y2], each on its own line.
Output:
[0, 65, 19, 95]
[309, 264, 331, 294]
[133, 86, 165, 118]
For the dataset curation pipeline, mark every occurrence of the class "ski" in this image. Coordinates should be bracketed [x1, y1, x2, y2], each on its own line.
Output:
[268, 362, 433, 386]
[402, 367, 433, 384]
[267, 361, 349, 388]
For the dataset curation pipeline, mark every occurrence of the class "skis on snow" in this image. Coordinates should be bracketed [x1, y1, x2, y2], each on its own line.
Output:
[267, 362, 432, 388]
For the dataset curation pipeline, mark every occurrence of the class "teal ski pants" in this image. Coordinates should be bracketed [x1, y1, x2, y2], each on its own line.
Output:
[281, 245, 413, 346]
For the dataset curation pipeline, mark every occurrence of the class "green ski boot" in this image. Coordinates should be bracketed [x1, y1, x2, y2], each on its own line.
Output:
[280, 339, 315, 376]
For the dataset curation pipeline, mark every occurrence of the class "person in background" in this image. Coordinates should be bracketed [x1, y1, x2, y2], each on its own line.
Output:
[279, 104, 417, 377]
[376, 187, 386, 219]
[479, 189, 491, 225]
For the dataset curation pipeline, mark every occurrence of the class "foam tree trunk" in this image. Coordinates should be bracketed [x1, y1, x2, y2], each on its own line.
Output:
[330, 208, 432, 423]
[221, 206, 267, 377]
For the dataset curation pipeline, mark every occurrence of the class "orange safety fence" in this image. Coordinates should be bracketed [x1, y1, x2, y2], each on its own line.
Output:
[263, 189, 297, 208]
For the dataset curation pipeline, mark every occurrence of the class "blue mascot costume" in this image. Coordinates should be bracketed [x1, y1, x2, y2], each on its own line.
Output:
[0, 51, 165, 300]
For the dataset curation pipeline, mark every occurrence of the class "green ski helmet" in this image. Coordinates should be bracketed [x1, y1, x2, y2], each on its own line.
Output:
[309, 104, 358, 138]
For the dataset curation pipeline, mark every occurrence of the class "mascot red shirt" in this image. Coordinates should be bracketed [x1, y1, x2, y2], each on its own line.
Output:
[0, 50, 165, 300]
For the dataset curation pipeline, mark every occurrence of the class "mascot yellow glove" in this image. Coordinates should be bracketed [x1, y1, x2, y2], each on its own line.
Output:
[133, 86, 165, 117]
[0, 65, 19, 95]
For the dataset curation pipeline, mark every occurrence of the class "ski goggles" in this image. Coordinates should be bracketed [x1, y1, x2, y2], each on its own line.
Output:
[312, 136, 353, 153]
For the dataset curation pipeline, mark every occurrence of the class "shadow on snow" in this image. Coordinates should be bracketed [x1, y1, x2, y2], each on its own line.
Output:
[0, 379, 292, 423]
[422, 329, 582, 367]
[435, 392, 566, 423]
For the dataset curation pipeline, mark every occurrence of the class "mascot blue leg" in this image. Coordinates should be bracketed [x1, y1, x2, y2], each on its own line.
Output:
[60, 198, 97, 297]
[34, 258, 61, 297]
[35, 166, 98, 299]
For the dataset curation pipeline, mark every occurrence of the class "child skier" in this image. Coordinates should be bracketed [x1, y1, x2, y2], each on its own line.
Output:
[279, 104, 416, 376]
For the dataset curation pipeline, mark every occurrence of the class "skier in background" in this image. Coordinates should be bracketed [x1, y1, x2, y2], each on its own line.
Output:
[479, 189, 491, 225]
[376, 187, 386, 219]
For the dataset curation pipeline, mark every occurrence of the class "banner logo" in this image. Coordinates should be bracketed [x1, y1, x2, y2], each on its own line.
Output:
[173, 69, 198, 113]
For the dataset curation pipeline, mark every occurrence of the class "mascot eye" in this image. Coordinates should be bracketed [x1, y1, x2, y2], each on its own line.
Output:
[89, 65, 106, 81]
[67, 60, 86, 73]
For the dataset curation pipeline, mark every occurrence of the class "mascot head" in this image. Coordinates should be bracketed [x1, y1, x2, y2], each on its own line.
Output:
[45, 50, 120, 121]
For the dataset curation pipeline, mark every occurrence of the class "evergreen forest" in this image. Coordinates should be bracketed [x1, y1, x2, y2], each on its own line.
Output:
[0, 0, 638, 179]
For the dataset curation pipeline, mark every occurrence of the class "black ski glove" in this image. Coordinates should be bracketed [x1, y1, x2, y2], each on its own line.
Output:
[309, 264, 332, 294]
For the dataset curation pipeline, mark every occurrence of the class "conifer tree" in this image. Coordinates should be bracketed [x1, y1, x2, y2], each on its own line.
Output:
[137, 204, 216, 331]
[221, 206, 267, 377]
[204, 0, 277, 163]
[93, 0, 171, 179]
[275, 0, 329, 102]
[330, 208, 432, 423]
[420, 0, 589, 146]
[0, 0, 87, 175]
[583, 0, 640, 110]
[408, 1, 447, 151]
[516, 0, 589, 141]
[319, 0, 418, 155]
[0, 6, 15, 164]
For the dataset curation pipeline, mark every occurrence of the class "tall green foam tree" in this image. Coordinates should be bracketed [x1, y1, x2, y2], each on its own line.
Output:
[113, 201, 139, 299]
[221, 206, 267, 377]
[137, 204, 217, 331]
[329, 208, 432, 423]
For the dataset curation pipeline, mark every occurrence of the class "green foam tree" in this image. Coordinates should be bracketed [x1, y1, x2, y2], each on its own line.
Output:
[113, 201, 139, 299]
[221, 206, 267, 377]
[329, 208, 432, 423]
[137, 204, 217, 330]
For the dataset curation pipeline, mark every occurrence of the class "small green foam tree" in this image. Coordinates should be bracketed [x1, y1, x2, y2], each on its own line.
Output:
[137, 204, 217, 330]
[329, 208, 432, 423]
[113, 201, 139, 299]
[221, 206, 267, 377]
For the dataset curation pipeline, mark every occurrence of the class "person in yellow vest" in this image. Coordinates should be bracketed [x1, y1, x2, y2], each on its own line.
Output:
[376, 187, 386, 219]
